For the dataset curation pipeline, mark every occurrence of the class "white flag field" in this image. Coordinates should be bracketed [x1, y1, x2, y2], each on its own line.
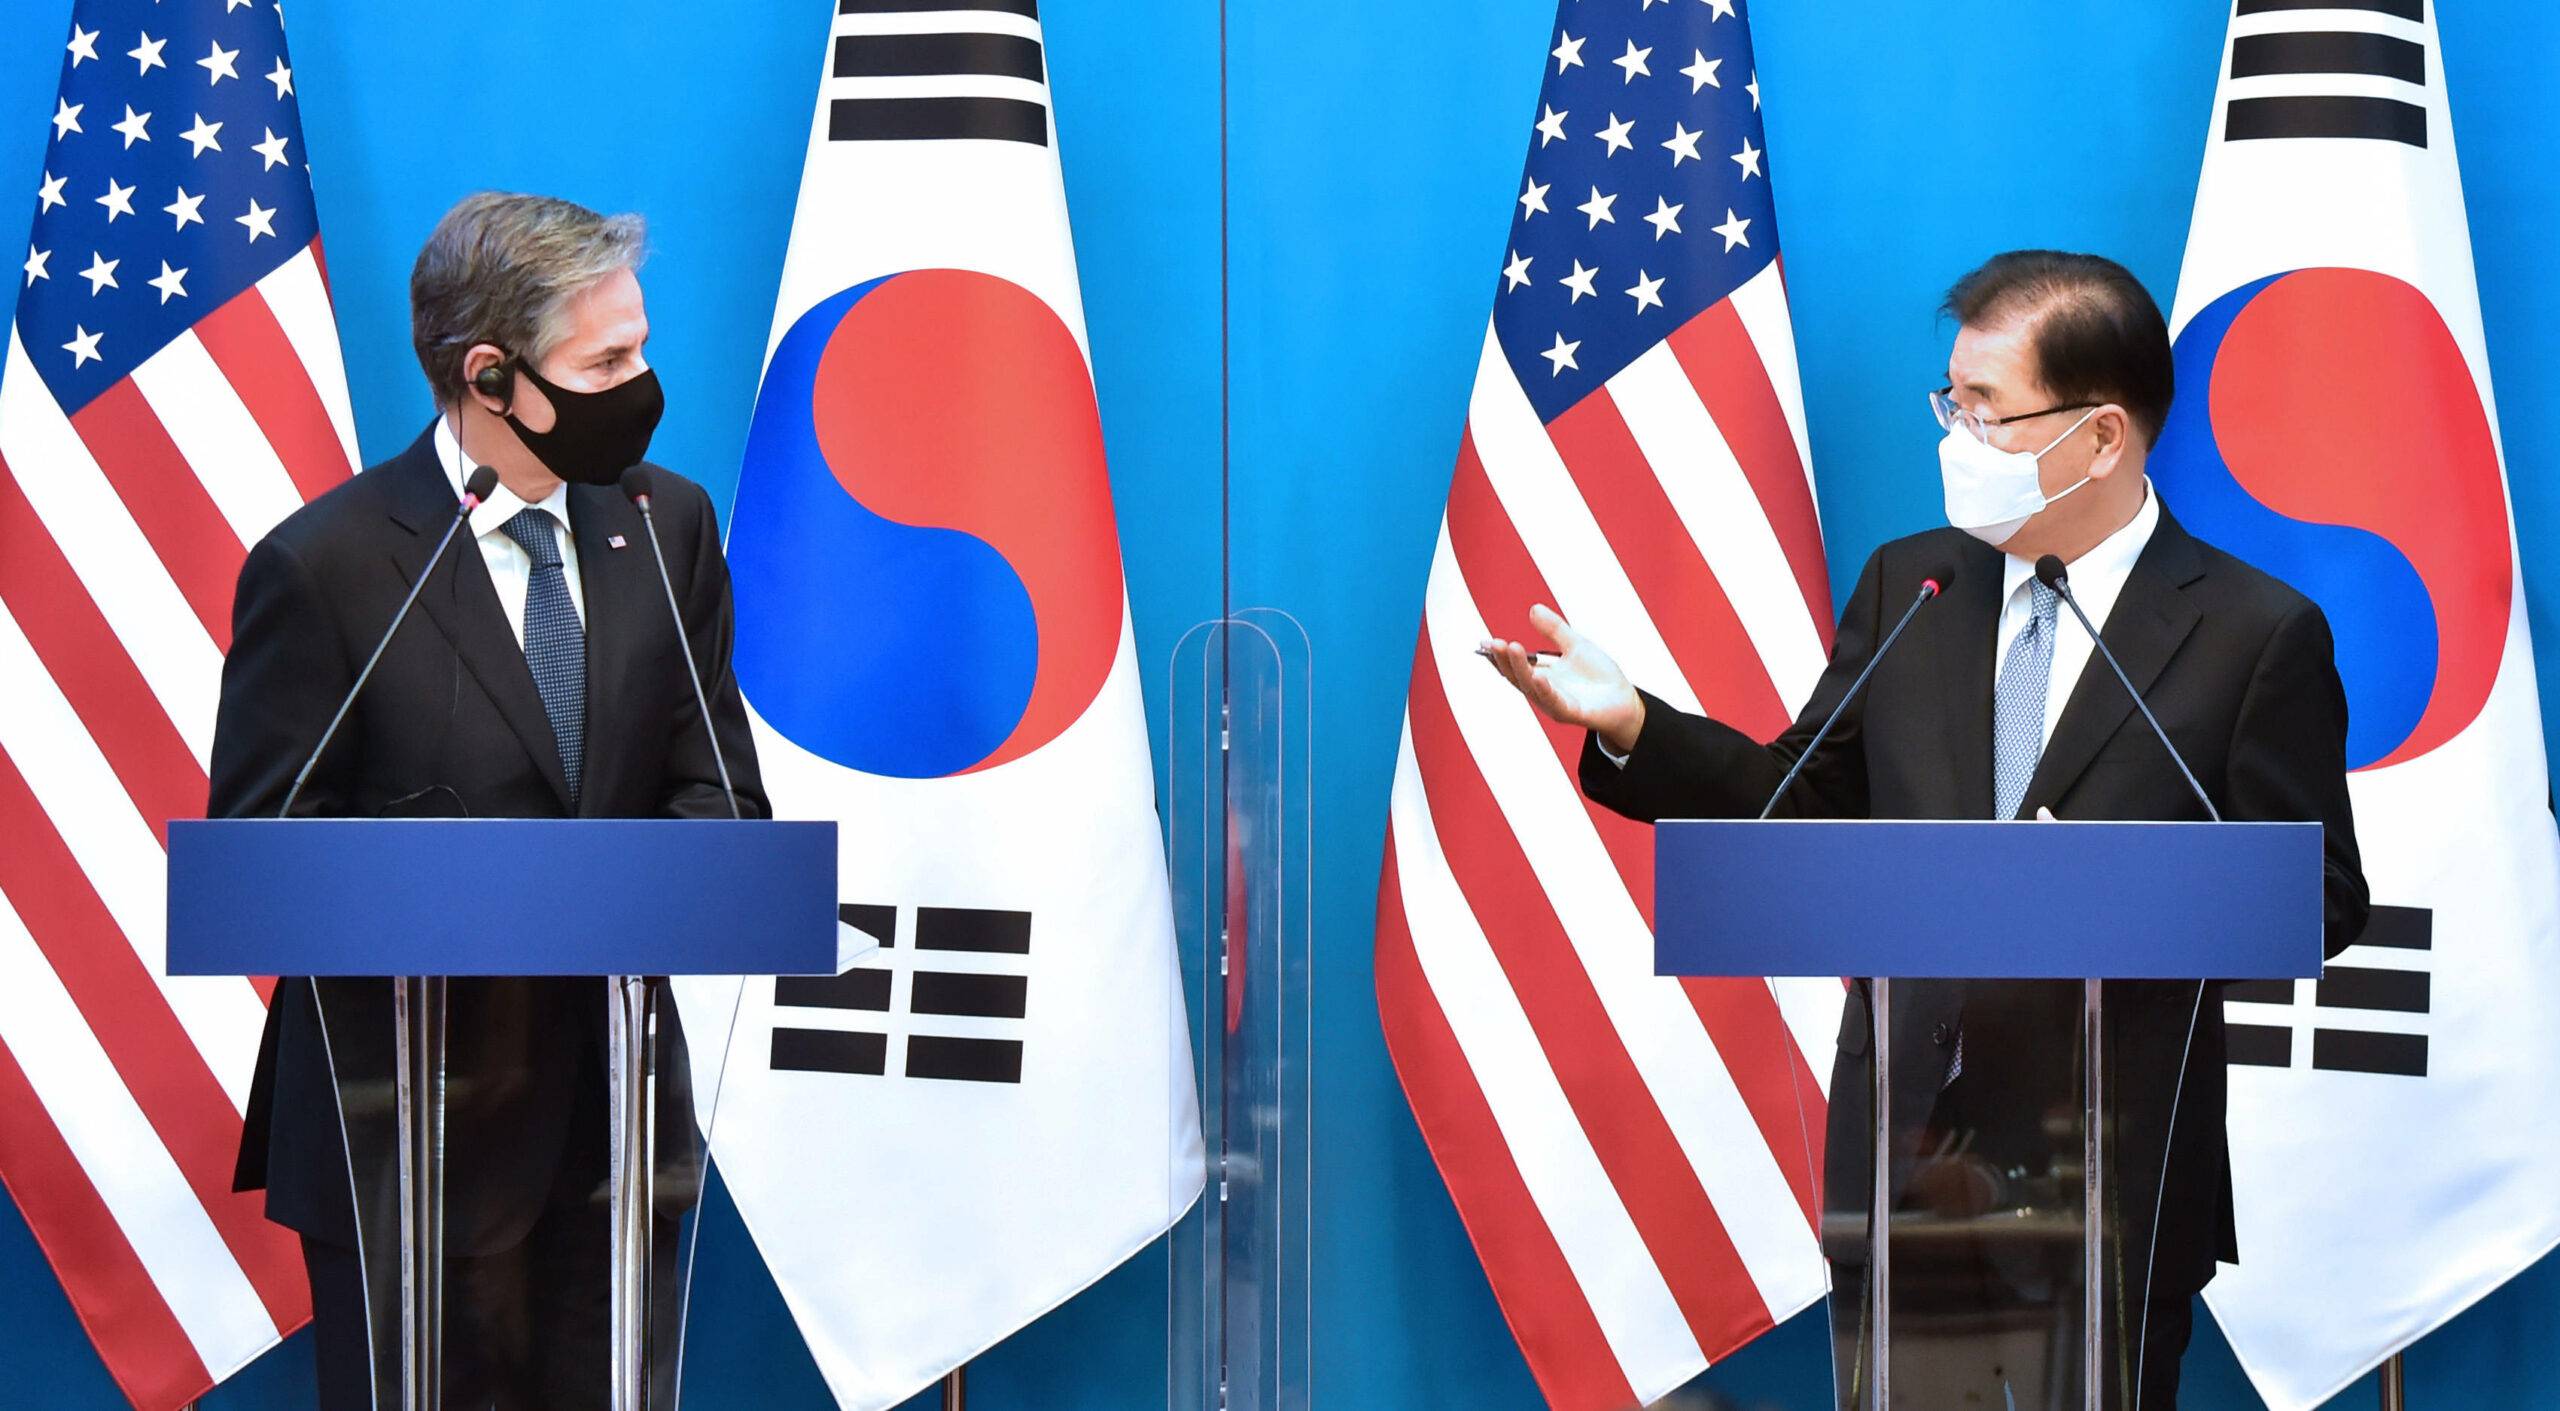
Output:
[2154, 4, 2560, 1406]
[673, 6, 1204, 1407]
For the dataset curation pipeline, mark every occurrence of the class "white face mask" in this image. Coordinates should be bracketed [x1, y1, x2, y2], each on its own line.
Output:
[1936, 406, 2102, 548]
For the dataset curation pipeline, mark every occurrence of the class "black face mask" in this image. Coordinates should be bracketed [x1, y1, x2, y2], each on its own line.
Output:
[499, 355, 665, 486]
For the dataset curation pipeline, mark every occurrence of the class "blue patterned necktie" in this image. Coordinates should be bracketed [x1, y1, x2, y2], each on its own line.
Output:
[499, 508, 585, 806]
[1992, 580, 2059, 821]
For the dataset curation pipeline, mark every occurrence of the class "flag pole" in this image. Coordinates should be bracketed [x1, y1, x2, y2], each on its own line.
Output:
[941, 1364, 967, 1409]
[2379, 1353, 2406, 1410]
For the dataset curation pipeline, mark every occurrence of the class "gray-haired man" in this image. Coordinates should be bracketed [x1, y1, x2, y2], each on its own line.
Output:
[208, 192, 766, 1407]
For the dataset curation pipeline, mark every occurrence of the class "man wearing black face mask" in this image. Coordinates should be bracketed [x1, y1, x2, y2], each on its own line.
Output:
[206, 191, 765, 1407]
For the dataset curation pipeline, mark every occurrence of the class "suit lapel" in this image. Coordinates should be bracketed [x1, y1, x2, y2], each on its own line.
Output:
[2017, 511, 2206, 814]
[381, 429, 573, 810]
[1926, 539, 2004, 819]
[568, 483, 652, 818]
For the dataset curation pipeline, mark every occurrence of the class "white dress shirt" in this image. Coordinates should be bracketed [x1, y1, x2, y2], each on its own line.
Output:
[1995, 479, 2158, 750]
[436, 417, 586, 645]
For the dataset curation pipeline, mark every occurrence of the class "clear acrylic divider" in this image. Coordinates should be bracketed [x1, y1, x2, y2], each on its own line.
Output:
[1166, 611, 1313, 1411]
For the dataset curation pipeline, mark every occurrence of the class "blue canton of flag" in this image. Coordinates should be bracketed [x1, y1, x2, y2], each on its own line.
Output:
[18, 0, 321, 415]
[1494, 0, 1776, 420]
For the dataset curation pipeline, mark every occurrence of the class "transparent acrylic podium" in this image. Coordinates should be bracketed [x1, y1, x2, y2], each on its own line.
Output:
[1166, 610, 1313, 1410]
[165, 817, 839, 1411]
[1654, 818, 2325, 1411]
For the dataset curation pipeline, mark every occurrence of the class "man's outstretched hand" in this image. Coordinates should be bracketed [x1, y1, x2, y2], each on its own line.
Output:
[1479, 604, 1647, 756]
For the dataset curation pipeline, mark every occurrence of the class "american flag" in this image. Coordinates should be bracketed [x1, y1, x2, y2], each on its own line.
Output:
[1374, 1, 1843, 1405]
[0, 0, 352, 1404]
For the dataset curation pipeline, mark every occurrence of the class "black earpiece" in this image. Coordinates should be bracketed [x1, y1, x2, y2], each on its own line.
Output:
[471, 361, 511, 399]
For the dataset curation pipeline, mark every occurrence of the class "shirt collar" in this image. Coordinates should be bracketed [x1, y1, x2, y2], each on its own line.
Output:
[435, 417, 573, 543]
[2001, 477, 2159, 607]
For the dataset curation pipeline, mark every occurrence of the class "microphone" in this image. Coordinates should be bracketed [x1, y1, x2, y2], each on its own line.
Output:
[620, 467, 743, 821]
[278, 465, 499, 818]
[2034, 554, 2221, 822]
[1758, 567, 1950, 819]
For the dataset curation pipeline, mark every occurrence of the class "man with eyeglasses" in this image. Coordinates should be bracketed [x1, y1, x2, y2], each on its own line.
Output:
[1481, 250, 2368, 1408]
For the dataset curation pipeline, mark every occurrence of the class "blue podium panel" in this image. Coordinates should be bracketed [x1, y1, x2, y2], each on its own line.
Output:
[1654, 818, 2325, 980]
[164, 818, 839, 976]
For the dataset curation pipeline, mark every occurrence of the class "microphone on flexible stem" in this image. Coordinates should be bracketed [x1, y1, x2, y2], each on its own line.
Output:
[278, 466, 499, 819]
[2034, 554, 2221, 822]
[619, 467, 743, 821]
[1757, 568, 1951, 819]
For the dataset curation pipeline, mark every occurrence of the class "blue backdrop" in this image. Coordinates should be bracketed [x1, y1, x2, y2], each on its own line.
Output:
[3, 1, 2557, 1407]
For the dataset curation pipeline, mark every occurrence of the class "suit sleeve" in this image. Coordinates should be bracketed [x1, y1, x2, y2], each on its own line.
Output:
[206, 535, 355, 819]
[660, 479, 769, 821]
[2226, 600, 2369, 958]
[1576, 545, 1887, 822]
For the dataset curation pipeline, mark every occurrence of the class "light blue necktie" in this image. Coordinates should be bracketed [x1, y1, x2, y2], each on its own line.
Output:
[499, 508, 585, 806]
[1992, 580, 2059, 821]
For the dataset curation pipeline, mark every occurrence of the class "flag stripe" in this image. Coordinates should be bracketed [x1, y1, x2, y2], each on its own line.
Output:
[0, 878, 274, 1368]
[1666, 299, 1833, 643]
[1421, 529, 1824, 1303]
[125, 329, 308, 558]
[1545, 389, 1790, 740]
[0, 455, 207, 843]
[190, 284, 356, 503]
[0, 601, 265, 1111]
[0, 332, 223, 770]
[67, 384, 246, 650]
[1406, 641, 1771, 1342]
[1386, 724, 1706, 1390]
[0, 754, 304, 1329]
[1373, 837, 1642, 1411]
[259, 246, 363, 476]
[1466, 326, 1707, 719]
[1442, 446, 1825, 1227]
[1608, 339, 1829, 701]
[1725, 261, 1821, 564]
[0, 1032, 211, 1411]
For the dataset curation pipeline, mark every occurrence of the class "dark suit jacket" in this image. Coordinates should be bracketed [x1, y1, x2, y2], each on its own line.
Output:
[1579, 507, 2368, 1298]
[207, 425, 766, 1255]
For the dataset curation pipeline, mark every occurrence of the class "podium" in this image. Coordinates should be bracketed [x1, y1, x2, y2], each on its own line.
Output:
[167, 818, 841, 1411]
[1655, 818, 2324, 1411]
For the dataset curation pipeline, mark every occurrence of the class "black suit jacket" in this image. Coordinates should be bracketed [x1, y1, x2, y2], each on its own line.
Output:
[207, 425, 766, 1254]
[1579, 507, 2368, 1297]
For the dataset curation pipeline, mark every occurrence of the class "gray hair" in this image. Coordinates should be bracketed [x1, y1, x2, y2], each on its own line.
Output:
[410, 191, 648, 406]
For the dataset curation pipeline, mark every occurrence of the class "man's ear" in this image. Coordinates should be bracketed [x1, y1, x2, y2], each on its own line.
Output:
[2086, 404, 2132, 480]
[460, 343, 512, 415]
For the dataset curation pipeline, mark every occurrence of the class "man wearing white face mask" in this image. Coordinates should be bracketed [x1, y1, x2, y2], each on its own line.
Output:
[1482, 250, 2367, 1408]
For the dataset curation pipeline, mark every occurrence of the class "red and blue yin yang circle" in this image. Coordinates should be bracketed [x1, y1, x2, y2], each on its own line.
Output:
[727, 269, 1125, 778]
[2151, 267, 2512, 771]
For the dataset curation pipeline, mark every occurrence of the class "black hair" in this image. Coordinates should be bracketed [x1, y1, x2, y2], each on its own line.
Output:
[1942, 250, 2174, 446]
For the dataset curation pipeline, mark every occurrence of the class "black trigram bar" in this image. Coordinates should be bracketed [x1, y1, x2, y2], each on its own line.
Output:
[834, 32, 1045, 82]
[2314, 1027, 2428, 1077]
[911, 970, 1029, 1019]
[2357, 904, 2433, 950]
[2227, 95, 2426, 147]
[830, 96, 1048, 146]
[907, 1034, 1024, 1083]
[840, 901, 897, 948]
[2231, 31, 2424, 83]
[2226, 1022, 2295, 1068]
[918, 907, 1034, 954]
[2316, 965, 2430, 1014]
[841, 0, 1039, 14]
[2224, 979, 2295, 1004]
[772, 1027, 888, 1076]
[774, 968, 891, 1012]
[2237, 0, 2422, 18]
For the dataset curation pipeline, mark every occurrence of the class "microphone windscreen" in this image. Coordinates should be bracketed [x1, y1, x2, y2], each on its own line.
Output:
[620, 465, 657, 505]
[2034, 554, 2069, 590]
[462, 465, 499, 504]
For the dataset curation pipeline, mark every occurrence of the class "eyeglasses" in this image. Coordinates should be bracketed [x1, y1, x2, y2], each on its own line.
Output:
[1930, 387, 2097, 444]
